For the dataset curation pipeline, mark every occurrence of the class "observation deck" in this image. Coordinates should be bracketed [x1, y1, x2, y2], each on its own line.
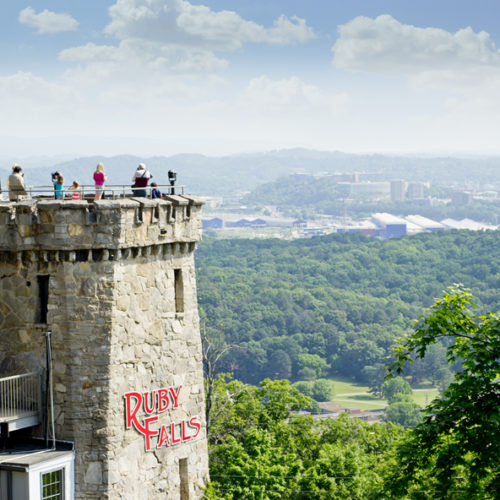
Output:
[0, 184, 205, 253]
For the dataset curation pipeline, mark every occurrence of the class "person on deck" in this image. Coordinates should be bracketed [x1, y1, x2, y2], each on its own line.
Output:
[69, 180, 82, 200]
[131, 163, 151, 197]
[7, 164, 27, 201]
[151, 182, 162, 199]
[54, 174, 64, 200]
[93, 163, 107, 201]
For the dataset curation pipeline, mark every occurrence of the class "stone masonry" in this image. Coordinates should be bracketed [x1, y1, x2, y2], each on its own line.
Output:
[0, 195, 209, 499]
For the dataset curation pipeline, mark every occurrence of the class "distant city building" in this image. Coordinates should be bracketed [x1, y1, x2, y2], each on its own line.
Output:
[451, 191, 473, 205]
[371, 213, 407, 238]
[407, 182, 426, 200]
[347, 182, 390, 196]
[405, 215, 445, 232]
[302, 227, 326, 237]
[390, 180, 407, 202]
[441, 218, 498, 231]
[337, 220, 377, 236]
[326, 173, 359, 183]
[203, 196, 223, 208]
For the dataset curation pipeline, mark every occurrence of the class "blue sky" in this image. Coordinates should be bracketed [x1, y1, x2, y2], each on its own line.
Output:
[2, 1, 500, 157]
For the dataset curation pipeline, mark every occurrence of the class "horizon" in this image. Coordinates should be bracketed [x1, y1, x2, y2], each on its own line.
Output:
[3, 146, 500, 168]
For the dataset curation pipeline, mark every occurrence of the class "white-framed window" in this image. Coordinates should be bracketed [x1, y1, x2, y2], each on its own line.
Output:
[41, 468, 64, 500]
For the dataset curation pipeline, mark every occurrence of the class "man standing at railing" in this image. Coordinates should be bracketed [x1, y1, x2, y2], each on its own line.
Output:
[7, 164, 27, 201]
[131, 163, 151, 197]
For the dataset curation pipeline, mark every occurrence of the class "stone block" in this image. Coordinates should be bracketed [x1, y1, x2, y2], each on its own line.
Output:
[84, 462, 103, 485]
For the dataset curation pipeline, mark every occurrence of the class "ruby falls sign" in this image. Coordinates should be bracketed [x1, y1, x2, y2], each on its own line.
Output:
[124, 386, 201, 451]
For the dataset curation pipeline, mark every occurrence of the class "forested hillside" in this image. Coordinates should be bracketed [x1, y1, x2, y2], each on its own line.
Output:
[196, 230, 500, 384]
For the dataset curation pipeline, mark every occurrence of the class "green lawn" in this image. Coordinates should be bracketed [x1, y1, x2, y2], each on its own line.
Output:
[412, 389, 439, 406]
[329, 377, 370, 395]
[328, 376, 439, 411]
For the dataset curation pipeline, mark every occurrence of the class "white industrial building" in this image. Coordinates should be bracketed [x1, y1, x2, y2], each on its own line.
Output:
[405, 215, 445, 232]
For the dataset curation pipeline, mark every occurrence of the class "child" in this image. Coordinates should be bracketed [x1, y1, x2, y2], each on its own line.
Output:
[151, 182, 162, 199]
[54, 174, 64, 200]
[69, 180, 82, 200]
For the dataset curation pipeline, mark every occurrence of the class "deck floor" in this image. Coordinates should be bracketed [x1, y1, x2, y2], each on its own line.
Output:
[0, 409, 38, 423]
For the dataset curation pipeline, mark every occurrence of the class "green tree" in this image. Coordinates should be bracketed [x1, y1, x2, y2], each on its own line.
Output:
[381, 376, 412, 403]
[264, 349, 292, 379]
[297, 353, 329, 378]
[293, 380, 314, 398]
[297, 366, 316, 381]
[312, 379, 335, 402]
[364, 363, 387, 395]
[383, 394, 422, 428]
[387, 286, 500, 498]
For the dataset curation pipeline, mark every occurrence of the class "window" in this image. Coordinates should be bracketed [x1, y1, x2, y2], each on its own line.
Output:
[179, 458, 189, 500]
[37, 275, 50, 324]
[174, 269, 184, 314]
[41, 468, 64, 500]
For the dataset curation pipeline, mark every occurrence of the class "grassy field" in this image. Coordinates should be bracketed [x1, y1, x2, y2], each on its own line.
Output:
[329, 378, 370, 395]
[412, 389, 439, 406]
[329, 376, 439, 410]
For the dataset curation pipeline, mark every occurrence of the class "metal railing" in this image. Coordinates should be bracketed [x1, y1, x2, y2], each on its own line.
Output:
[18, 184, 185, 200]
[0, 371, 42, 421]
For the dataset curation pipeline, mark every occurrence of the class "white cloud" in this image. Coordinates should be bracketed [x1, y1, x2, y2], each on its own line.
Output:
[240, 75, 348, 117]
[58, 0, 313, 78]
[18, 7, 79, 34]
[105, 0, 314, 50]
[59, 43, 120, 63]
[59, 39, 228, 74]
[333, 15, 500, 78]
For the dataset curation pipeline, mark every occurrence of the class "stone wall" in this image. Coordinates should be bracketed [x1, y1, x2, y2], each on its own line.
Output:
[0, 196, 208, 499]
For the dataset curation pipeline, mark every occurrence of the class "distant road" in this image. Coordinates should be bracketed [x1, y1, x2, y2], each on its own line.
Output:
[337, 388, 437, 397]
[333, 398, 388, 407]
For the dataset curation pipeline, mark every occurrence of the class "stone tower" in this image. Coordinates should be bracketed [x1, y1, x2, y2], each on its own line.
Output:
[0, 195, 209, 499]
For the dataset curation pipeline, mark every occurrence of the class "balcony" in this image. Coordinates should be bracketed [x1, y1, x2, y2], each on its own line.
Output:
[0, 371, 42, 436]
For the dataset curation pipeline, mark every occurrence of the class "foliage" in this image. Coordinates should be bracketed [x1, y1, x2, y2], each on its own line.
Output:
[196, 230, 500, 384]
[293, 379, 335, 402]
[381, 377, 412, 403]
[364, 363, 387, 395]
[206, 375, 402, 499]
[208, 375, 313, 446]
[386, 286, 500, 498]
[382, 394, 422, 428]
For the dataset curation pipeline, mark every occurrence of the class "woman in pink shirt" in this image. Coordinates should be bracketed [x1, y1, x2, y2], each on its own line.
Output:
[93, 163, 107, 200]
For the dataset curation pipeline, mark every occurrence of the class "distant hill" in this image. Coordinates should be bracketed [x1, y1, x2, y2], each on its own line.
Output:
[2, 149, 500, 197]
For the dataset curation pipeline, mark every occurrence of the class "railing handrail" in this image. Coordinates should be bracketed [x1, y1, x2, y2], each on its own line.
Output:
[0, 370, 41, 383]
[26, 184, 184, 189]
[7, 183, 186, 199]
[0, 370, 42, 422]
